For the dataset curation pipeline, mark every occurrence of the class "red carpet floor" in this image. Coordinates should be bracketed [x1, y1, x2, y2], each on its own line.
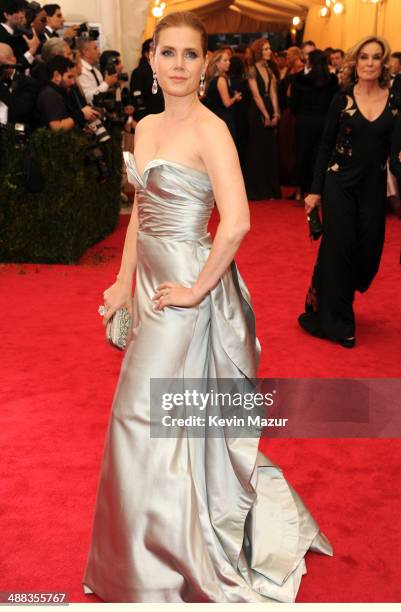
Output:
[1, 199, 401, 603]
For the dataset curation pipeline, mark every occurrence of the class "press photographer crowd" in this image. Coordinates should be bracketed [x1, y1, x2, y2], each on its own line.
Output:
[0, 0, 155, 187]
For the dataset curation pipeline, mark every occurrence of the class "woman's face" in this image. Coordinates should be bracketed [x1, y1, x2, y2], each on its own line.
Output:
[293, 56, 304, 73]
[151, 26, 207, 98]
[356, 41, 384, 83]
[217, 52, 230, 73]
[32, 9, 47, 35]
[262, 42, 272, 62]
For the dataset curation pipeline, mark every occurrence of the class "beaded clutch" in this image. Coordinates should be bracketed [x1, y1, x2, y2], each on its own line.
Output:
[106, 307, 132, 350]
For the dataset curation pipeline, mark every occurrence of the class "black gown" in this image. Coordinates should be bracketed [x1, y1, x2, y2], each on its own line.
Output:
[299, 87, 400, 342]
[245, 65, 281, 200]
[204, 76, 237, 144]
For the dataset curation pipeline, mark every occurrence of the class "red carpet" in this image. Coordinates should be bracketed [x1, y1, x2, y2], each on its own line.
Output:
[1, 199, 401, 602]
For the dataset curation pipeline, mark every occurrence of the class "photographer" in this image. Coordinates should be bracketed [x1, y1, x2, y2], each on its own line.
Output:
[31, 36, 72, 84]
[99, 49, 136, 131]
[0, 42, 38, 125]
[41, 4, 78, 44]
[0, 0, 41, 70]
[77, 38, 118, 105]
[36, 55, 97, 130]
[25, 2, 47, 42]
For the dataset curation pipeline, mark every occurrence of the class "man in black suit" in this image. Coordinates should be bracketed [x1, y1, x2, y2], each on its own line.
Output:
[41, 4, 77, 45]
[0, 0, 40, 70]
[0, 42, 39, 126]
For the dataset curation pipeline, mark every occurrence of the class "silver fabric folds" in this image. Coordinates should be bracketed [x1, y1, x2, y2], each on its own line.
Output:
[82, 154, 333, 602]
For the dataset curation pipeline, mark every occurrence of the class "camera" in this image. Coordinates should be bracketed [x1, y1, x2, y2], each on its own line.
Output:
[84, 143, 111, 184]
[105, 57, 129, 82]
[76, 22, 99, 41]
[83, 114, 112, 183]
[85, 118, 111, 144]
[0, 122, 30, 149]
[92, 92, 125, 127]
[131, 89, 147, 120]
[0, 62, 24, 75]
[14, 123, 30, 149]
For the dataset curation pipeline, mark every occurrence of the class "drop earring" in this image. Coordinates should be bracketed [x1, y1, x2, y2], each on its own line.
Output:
[152, 73, 158, 95]
[199, 73, 206, 97]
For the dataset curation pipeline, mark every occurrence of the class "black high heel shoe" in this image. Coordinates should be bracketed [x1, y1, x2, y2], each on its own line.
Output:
[338, 337, 356, 349]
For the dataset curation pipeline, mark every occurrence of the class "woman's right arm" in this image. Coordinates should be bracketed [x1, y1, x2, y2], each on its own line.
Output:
[102, 195, 138, 325]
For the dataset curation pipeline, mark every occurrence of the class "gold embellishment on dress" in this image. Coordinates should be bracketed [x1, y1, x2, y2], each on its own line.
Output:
[328, 163, 340, 172]
[392, 109, 398, 116]
[345, 95, 353, 111]
[344, 95, 357, 116]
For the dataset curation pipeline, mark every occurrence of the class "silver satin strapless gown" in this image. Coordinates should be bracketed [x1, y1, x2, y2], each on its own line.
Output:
[82, 153, 333, 603]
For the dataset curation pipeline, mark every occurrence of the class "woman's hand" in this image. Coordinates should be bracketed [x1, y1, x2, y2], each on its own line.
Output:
[263, 115, 273, 127]
[102, 279, 132, 326]
[304, 194, 321, 214]
[233, 91, 242, 102]
[152, 283, 203, 311]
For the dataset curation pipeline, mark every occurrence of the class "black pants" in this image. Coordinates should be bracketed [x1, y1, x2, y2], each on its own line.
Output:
[303, 169, 387, 340]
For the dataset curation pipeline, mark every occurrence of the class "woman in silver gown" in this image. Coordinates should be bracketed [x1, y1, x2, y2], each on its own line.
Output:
[82, 11, 333, 603]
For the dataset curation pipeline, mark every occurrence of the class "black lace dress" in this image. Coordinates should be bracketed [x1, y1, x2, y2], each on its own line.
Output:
[299, 87, 400, 341]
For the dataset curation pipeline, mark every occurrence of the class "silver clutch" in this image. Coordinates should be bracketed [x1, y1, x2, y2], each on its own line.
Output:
[106, 307, 132, 350]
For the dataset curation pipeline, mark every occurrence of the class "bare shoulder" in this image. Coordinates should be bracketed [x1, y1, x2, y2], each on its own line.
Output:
[135, 113, 163, 138]
[195, 110, 236, 162]
[194, 110, 243, 186]
[247, 65, 257, 79]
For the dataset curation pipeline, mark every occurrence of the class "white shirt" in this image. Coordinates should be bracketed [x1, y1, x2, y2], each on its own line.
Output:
[0, 69, 16, 124]
[0, 100, 8, 125]
[0, 23, 34, 65]
[78, 59, 109, 105]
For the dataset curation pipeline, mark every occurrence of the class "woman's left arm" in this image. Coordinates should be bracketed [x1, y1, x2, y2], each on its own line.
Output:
[153, 117, 250, 310]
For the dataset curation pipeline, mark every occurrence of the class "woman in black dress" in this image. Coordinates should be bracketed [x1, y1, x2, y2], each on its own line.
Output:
[298, 36, 400, 348]
[229, 53, 251, 172]
[245, 38, 281, 200]
[290, 49, 339, 198]
[278, 47, 304, 190]
[203, 50, 242, 143]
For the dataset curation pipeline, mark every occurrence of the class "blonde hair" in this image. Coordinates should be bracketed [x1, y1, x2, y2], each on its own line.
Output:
[341, 36, 391, 90]
[204, 49, 229, 95]
[152, 11, 208, 57]
[286, 46, 302, 73]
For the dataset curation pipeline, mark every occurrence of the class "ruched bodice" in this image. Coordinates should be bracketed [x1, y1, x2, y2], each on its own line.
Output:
[124, 153, 215, 241]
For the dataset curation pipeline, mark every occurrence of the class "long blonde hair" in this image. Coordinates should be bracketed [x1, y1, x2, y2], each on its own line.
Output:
[341, 36, 391, 90]
[205, 49, 229, 95]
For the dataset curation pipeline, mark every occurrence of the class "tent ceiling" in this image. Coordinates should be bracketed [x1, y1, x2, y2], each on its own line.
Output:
[166, 0, 322, 22]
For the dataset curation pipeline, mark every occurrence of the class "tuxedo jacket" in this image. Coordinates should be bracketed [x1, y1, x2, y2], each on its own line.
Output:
[0, 24, 31, 71]
[0, 72, 39, 126]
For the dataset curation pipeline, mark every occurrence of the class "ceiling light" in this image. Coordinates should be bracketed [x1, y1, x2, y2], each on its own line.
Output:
[292, 15, 301, 26]
[320, 6, 330, 16]
[333, 2, 344, 14]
